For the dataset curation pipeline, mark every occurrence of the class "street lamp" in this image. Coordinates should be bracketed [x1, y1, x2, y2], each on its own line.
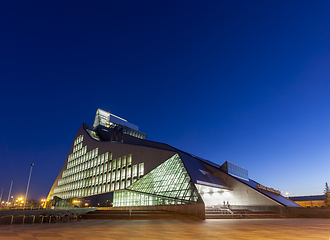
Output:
[6, 180, 13, 208]
[24, 163, 34, 209]
[40, 198, 46, 208]
[0, 188, 3, 205]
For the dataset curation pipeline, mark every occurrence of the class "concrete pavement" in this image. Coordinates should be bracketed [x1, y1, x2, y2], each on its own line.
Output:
[0, 218, 329, 240]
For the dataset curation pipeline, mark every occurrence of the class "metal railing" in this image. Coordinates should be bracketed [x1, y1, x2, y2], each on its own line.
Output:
[0, 206, 44, 211]
[0, 213, 81, 225]
[206, 205, 234, 215]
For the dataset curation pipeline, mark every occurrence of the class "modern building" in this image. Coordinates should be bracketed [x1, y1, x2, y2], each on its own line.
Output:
[289, 195, 325, 208]
[46, 108, 299, 217]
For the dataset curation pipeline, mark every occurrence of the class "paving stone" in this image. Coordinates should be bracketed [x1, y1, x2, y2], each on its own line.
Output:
[0, 219, 329, 239]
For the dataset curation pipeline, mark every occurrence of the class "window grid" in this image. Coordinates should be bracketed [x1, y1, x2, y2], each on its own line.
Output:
[54, 139, 136, 199]
[113, 154, 199, 207]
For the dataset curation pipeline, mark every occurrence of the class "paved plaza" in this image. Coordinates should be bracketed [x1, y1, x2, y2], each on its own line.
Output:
[0, 218, 329, 240]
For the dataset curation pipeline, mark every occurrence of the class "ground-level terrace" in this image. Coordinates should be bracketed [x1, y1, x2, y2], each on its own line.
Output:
[0, 218, 329, 240]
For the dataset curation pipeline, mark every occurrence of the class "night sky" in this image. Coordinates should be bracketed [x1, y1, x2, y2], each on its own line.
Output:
[1, 1, 330, 202]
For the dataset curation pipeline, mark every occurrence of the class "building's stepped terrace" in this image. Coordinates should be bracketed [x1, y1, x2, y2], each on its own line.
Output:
[205, 206, 303, 219]
[81, 209, 200, 220]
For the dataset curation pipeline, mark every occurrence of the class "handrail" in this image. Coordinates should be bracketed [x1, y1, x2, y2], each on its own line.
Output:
[0, 214, 36, 225]
[0, 213, 81, 225]
[207, 205, 234, 215]
[0, 206, 43, 211]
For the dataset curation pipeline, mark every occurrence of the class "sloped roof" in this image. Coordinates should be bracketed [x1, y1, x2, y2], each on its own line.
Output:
[84, 122, 301, 207]
[239, 178, 300, 207]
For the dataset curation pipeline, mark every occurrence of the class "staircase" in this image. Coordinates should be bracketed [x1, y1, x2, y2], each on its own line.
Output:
[82, 209, 200, 220]
[205, 206, 300, 219]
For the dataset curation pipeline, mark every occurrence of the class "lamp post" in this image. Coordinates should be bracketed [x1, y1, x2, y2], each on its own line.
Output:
[7, 180, 13, 208]
[24, 163, 34, 209]
[0, 188, 3, 205]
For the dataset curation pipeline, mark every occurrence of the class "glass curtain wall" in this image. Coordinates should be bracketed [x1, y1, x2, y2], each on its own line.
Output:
[113, 154, 199, 207]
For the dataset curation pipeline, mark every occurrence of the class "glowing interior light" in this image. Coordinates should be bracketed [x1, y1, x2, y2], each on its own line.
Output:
[110, 113, 128, 122]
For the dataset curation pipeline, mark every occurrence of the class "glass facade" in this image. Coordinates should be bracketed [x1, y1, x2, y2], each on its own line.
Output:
[93, 108, 147, 140]
[220, 161, 249, 180]
[113, 154, 199, 207]
[52, 135, 142, 200]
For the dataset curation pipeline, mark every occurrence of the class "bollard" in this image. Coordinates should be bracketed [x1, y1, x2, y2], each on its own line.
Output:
[49, 215, 51, 223]
[22, 215, 25, 225]
[32, 215, 35, 224]
[41, 215, 44, 224]
[10, 215, 14, 226]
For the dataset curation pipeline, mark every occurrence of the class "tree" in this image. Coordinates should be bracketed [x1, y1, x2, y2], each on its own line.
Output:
[324, 182, 330, 207]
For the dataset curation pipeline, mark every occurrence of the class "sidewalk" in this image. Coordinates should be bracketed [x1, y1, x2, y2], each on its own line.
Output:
[0, 218, 329, 240]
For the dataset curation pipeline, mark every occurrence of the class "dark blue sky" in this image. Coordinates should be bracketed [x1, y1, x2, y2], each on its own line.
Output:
[1, 1, 330, 201]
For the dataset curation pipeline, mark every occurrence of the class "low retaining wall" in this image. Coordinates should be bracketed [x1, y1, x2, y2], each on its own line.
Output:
[99, 203, 205, 219]
[230, 205, 330, 218]
[279, 207, 330, 218]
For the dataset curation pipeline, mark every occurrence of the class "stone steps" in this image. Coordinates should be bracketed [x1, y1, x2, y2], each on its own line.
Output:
[82, 210, 200, 220]
[206, 213, 304, 219]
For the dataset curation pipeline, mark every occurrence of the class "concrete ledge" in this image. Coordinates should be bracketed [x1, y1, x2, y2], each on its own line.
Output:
[98, 203, 205, 219]
[228, 205, 330, 218]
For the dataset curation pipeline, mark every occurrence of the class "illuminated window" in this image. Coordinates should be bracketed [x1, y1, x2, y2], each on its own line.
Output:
[117, 158, 121, 169]
[103, 173, 106, 183]
[108, 161, 111, 172]
[126, 179, 131, 187]
[122, 156, 126, 167]
[95, 148, 98, 156]
[99, 175, 102, 184]
[116, 170, 120, 181]
[95, 177, 99, 185]
[127, 167, 131, 178]
[133, 165, 137, 178]
[108, 173, 111, 182]
[112, 160, 116, 171]
[127, 154, 132, 166]
[139, 163, 144, 178]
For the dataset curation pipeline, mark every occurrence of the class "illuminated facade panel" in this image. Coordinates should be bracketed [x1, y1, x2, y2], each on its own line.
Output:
[113, 154, 199, 207]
